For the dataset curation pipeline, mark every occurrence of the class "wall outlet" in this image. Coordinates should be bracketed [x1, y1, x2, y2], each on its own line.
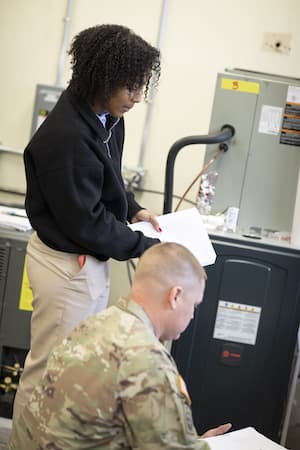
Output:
[262, 32, 292, 55]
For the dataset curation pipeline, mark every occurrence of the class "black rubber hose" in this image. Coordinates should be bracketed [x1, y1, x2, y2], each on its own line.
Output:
[163, 125, 235, 214]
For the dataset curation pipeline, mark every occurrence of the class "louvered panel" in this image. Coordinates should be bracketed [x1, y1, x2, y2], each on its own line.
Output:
[0, 245, 9, 282]
[0, 244, 10, 326]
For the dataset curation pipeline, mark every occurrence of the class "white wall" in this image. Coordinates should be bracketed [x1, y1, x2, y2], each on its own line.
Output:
[0, 0, 300, 300]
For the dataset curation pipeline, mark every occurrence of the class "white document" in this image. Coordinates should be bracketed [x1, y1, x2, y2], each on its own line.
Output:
[129, 208, 216, 267]
[0, 205, 31, 231]
[258, 104, 283, 135]
[203, 427, 287, 450]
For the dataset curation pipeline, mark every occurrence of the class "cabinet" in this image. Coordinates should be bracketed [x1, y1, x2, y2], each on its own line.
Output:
[0, 228, 31, 357]
[172, 232, 300, 441]
[0, 228, 31, 417]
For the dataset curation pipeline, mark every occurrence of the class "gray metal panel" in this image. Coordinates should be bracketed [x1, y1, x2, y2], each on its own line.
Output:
[30, 84, 63, 138]
[205, 70, 300, 232]
[239, 80, 300, 230]
[205, 73, 259, 214]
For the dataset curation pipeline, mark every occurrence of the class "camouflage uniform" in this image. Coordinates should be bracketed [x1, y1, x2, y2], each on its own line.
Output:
[8, 298, 210, 450]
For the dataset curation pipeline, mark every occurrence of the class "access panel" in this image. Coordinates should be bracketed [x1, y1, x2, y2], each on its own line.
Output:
[172, 233, 300, 442]
[204, 69, 300, 232]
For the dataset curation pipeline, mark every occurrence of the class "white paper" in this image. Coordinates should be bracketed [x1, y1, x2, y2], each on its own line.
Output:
[0, 205, 27, 217]
[0, 205, 31, 231]
[213, 300, 261, 345]
[287, 85, 300, 103]
[258, 104, 283, 135]
[129, 208, 216, 266]
[203, 427, 288, 450]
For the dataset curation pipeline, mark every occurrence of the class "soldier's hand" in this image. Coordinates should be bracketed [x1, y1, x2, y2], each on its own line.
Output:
[199, 422, 232, 438]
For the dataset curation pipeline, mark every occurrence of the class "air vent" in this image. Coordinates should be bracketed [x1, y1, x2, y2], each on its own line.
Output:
[0, 246, 9, 281]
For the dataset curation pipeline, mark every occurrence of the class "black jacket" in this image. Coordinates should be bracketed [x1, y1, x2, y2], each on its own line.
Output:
[24, 86, 159, 261]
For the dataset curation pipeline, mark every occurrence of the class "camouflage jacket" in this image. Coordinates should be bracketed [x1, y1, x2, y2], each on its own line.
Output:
[8, 297, 210, 450]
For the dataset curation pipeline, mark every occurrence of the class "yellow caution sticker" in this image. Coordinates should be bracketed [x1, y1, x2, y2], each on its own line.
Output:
[19, 257, 33, 311]
[221, 78, 260, 94]
[177, 375, 192, 405]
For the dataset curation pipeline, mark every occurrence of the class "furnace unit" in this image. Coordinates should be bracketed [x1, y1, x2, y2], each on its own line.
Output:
[171, 69, 300, 443]
[204, 68, 300, 232]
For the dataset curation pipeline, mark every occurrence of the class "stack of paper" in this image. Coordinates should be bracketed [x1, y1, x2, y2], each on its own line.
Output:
[129, 208, 216, 267]
[203, 427, 288, 450]
[0, 205, 31, 232]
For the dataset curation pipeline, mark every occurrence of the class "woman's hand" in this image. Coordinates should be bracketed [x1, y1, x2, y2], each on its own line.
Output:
[131, 209, 162, 232]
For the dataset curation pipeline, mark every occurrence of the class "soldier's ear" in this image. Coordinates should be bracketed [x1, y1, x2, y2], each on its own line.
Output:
[168, 286, 182, 310]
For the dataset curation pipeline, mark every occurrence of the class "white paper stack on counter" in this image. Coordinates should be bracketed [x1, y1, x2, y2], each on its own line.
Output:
[129, 207, 216, 267]
[0, 205, 32, 232]
[203, 427, 288, 450]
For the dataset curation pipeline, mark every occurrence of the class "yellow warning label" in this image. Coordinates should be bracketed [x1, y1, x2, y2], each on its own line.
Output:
[221, 78, 260, 94]
[19, 258, 33, 311]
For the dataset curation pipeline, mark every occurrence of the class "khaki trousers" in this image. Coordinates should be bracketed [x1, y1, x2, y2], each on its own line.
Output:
[13, 232, 109, 421]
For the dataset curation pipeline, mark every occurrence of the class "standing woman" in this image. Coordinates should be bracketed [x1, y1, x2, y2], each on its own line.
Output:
[13, 24, 161, 420]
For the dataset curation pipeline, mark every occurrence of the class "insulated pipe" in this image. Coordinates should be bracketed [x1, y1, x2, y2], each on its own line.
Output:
[138, 0, 169, 169]
[55, 0, 74, 87]
[163, 124, 235, 214]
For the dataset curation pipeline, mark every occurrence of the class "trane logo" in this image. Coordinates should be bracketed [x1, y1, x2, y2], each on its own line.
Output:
[222, 350, 241, 359]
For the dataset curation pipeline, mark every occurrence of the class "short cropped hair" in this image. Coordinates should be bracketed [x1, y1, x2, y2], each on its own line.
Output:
[135, 242, 207, 289]
[68, 24, 161, 103]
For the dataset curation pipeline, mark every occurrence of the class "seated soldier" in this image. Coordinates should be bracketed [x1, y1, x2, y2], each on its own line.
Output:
[8, 242, 231, 449]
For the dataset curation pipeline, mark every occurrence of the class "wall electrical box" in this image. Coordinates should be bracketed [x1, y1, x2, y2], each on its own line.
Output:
[204, 69, 300, 232]
[30, 84, 63, 137]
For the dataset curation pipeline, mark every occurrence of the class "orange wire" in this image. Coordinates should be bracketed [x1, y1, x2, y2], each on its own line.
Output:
[174, 149, 223, 212]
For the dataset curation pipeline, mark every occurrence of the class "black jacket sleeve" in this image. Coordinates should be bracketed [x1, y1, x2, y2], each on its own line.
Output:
[126, 191, 145, 222]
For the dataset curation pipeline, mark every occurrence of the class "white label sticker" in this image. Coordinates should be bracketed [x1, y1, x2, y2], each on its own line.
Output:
[213, 300, 261, 345]
[258, 104, 283, 135]
[287, 85, 300, 103]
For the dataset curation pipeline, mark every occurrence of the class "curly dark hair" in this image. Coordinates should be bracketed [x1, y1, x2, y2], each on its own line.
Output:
[68, 24, 161, 103]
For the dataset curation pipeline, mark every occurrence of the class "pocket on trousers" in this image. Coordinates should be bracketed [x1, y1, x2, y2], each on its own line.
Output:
[70, 255, 109, 301]
[68, 255, 87, 281]
[86, 257, 109, 301]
